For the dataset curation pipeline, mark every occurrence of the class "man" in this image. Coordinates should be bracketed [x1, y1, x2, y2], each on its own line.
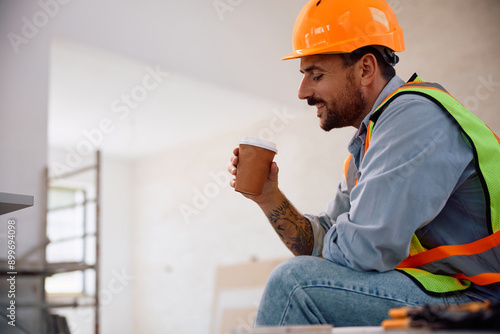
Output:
[227, 0, 500, 327]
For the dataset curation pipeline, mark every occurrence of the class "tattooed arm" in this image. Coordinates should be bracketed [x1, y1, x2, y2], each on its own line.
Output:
[228, 147, 315, 256]
[263, 194, 314, 256]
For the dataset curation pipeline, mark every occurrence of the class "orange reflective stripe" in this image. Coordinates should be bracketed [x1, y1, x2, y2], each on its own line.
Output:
[367, 84, 453, 151]
[371, 84, 452, 118]
[452, 272, 500, 286]
[365, 120, 373, 153]
[400, 84, 449, 95]
[343, 154, 352, 182]
[344, 154, 359, 188]
[372, 95, 394, 116]
[494, 133, 500, 145]
[485, 124, 500, 145]
[374, 78, 500, 292]
[397, 84, 480, 114]
[397, 230, 500, 269]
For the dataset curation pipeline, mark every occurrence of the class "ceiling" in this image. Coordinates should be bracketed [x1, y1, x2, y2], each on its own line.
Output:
[48, 0, 309, 158]
[45, 0, 500, 159]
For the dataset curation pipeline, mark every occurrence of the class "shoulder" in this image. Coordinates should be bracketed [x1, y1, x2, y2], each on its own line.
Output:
[379, 90, 447, 121]
[372, 90, 458, 139]
[365, 88, 473, 176]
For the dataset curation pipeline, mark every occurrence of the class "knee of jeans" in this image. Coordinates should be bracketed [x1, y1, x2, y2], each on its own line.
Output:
[267, 256, 320, 288]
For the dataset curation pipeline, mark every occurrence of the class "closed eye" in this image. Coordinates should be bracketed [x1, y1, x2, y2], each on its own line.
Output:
[313, 74, 323, 81]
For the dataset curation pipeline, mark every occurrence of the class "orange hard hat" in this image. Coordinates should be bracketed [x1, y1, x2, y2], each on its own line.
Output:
[282, 0, 405, 60]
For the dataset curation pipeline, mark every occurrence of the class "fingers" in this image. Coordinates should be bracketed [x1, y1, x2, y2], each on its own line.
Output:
[226, 159, 237, 175]
[226, 160, 235, 175]
[227, 147, 279, 191]
[227, 150, 238, 175]
[231, 155, 238, 169]
[226, 160, 236, 188]
[268, 162, 279, 182]
[227, 147, 239, 188]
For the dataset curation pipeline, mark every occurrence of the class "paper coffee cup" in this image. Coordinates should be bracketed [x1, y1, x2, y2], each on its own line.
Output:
[235, 137, 278, 196]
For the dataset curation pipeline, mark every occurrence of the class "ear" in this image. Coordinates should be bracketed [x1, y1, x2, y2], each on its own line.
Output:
[358, 53, 377, 87]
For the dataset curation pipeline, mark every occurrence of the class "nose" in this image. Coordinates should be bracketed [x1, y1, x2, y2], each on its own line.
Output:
[298, 76, 312, 100]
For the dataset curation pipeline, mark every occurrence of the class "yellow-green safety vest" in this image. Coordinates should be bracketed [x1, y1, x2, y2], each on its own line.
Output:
[343, 74, 500, 295]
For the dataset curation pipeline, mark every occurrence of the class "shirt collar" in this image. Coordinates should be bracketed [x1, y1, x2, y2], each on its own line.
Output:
[360, 75, 405, 130]
[347, 75, 405, 156]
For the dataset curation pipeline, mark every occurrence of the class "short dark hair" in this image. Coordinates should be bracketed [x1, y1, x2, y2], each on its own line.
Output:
[341, 46, 396, 81]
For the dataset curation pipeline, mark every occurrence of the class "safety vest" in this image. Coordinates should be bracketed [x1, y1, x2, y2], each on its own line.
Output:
[343, 74, 500, 295]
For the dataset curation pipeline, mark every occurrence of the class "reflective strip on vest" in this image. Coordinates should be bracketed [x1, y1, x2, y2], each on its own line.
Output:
[343, 74, 500, 294]
[344, 154, 358, 195]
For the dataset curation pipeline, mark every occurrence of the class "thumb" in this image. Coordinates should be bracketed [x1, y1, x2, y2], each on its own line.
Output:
[268, 162, 279, 182]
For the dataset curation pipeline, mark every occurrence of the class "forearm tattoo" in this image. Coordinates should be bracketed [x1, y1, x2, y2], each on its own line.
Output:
[266, 200, 314, 256]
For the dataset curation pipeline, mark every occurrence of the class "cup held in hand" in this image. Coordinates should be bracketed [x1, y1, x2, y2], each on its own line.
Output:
[235, 137, 278, 196]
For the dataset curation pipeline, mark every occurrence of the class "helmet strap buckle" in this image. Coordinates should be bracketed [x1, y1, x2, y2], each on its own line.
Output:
[383, 47, 399, 66]
[372, 45, 399, 66]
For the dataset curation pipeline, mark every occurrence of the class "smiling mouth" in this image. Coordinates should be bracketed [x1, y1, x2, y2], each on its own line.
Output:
[316, 103, 325, 116]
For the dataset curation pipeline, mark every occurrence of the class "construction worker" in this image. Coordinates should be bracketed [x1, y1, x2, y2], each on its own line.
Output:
[227, 0, 500, 327]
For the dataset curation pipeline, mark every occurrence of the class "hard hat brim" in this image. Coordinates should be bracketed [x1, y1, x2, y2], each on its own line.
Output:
[282, 49, 344, 61]
[282, 0, 405, 61]
[281, 34, 405, 61]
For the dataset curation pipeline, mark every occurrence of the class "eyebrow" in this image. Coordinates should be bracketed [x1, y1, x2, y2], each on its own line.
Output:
[300, 64, 325, 74]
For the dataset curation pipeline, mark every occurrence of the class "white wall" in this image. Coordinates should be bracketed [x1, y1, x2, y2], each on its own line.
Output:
[0, 1, 49, 261]
[99, 156, 135, 334]
[0, 1, 50, 332]
[394, 0, 500, 132]
[1, 1, 499, 334]
[131, 107, 353, 333]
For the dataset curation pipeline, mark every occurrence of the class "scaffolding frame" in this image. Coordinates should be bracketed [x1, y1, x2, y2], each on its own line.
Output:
[41, 150, 101, 334]
[0, 151, 100, 333]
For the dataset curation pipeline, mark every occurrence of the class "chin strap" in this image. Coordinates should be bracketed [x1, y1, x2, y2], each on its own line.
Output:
[382, 47, 399, 66]
[373, 45, 400, 66]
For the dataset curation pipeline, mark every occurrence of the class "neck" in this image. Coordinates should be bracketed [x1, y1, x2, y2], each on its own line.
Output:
[354, 75, 391, 128]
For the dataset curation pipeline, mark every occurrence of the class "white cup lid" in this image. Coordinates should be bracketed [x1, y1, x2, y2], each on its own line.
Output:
[239, 136, 278, 154]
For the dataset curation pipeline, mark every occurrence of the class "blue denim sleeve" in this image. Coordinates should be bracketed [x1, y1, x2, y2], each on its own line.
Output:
[322, 95, 474, 271]
[306, 180, 350, 256]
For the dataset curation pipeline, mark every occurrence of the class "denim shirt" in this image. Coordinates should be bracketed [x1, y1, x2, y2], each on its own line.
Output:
[306, 75, 500, 301]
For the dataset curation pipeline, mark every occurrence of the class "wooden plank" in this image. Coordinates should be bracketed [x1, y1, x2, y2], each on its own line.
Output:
[214, 258, 289, 291]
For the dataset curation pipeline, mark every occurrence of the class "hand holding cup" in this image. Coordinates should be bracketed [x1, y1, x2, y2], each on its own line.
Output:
[228, 137, 279, 200]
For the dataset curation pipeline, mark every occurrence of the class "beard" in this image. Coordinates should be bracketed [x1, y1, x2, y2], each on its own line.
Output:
[308, 70, 368, 131]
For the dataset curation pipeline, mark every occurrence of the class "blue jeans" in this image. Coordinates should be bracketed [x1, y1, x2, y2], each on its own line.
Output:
[254, 256, 479, 327]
